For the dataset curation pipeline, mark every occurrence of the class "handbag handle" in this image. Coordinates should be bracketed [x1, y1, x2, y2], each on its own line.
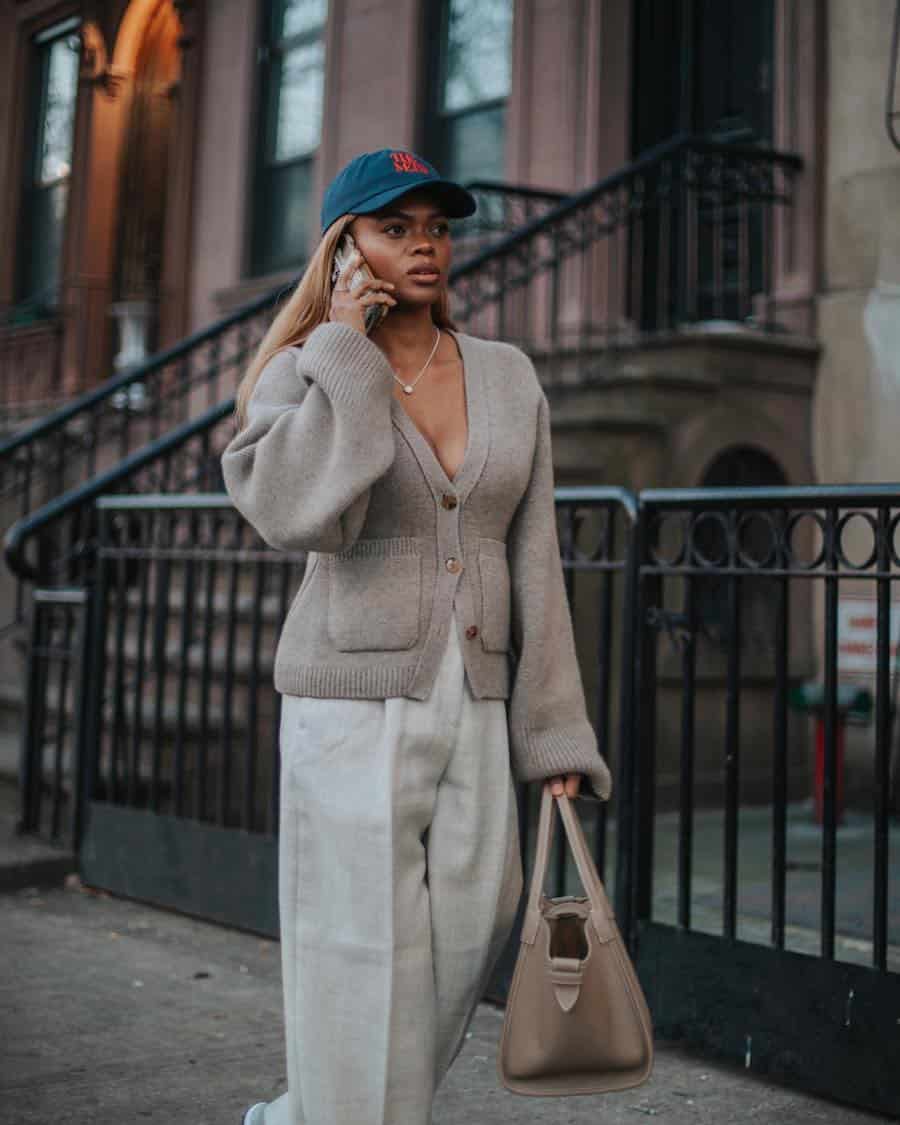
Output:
[521, 781, 616, 947]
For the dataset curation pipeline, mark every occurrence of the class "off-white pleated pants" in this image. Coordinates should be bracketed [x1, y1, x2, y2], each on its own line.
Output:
[260, 607, 524, 1125]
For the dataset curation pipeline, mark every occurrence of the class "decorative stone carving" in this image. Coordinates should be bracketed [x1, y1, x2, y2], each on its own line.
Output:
[78, 21, 128, 97]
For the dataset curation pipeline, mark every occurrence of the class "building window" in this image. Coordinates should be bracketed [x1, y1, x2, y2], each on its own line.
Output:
[426, 0, 513, 187]
[249, 0, 328, 276]
[17, 16, 81, 318]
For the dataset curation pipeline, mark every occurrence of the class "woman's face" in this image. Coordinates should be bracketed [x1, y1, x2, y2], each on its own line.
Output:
[347, 189, 452, 309]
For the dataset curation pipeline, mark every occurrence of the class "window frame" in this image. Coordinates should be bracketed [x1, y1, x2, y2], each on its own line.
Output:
[15, 13, 82, 318]
[246, 0, 329, 278]
[421, 0, 513, 183]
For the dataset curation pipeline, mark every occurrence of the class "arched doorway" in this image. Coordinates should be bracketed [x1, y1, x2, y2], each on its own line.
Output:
[700, 445, 786, 489]
[109, 1, 183, 370]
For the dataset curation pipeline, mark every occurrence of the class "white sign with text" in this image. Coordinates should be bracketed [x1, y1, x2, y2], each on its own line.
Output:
[837, 595, 900, 676]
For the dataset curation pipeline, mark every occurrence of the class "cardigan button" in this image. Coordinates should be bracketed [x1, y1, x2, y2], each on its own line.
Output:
[445, 556, 462, 573]
[465, 624, 479, 639]
[441, 493, 458, 509]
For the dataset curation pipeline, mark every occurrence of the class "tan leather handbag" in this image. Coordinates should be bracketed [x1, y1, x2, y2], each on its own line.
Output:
[497, 781, 654, 1095]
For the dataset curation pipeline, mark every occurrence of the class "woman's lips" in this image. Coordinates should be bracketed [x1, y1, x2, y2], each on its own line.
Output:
[407, 269, 440, 283]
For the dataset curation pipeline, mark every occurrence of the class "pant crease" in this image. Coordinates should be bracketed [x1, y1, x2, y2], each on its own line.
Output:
[265, 607, 518, 1125]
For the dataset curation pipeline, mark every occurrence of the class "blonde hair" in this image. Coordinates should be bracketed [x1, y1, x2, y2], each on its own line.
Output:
[231, 211, 460, 432]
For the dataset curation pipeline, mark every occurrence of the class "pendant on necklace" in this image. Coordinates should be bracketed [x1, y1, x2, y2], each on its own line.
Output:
[403, 385, 413, 394]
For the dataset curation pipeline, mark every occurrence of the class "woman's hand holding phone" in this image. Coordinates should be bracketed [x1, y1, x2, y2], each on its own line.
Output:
[329, 247, 397, 337]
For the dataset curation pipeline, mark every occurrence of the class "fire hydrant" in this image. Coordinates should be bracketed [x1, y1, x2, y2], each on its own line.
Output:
[788, 682, 872, 825]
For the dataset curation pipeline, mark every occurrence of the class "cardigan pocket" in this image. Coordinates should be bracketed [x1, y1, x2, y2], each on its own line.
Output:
[478, 537, 511, 653]
[326, 536, 422, 651]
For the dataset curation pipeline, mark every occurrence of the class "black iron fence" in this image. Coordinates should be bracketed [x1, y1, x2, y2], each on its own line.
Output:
[628, 484, 900, 1114]
[453, 134, 805, 389]
[0, 296, 276, 636]
[13, 482, 900, 1112]
[633, 484, 900, 965]
[451, 180, 568, 254]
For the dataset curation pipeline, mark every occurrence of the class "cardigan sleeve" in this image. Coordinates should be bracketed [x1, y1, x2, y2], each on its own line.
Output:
[505, 388, 613, 802]
[220, 321, 397, 554]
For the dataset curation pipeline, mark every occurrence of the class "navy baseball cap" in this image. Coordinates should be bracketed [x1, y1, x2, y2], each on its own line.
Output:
[320, 148, 477, 234]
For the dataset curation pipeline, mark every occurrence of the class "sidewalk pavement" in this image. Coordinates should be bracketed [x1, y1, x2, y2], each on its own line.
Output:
[3, 864, 892, 1125]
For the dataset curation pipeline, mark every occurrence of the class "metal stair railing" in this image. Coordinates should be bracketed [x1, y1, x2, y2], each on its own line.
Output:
[452, 180, 568, 251]
[0, 285, 291, 636]
[7, 402, 232, 843]
[447, 132, 805, 385]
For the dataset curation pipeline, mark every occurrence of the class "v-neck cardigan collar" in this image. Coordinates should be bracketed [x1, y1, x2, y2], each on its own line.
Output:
[388, 326, 485, 502]
[221, 320, 613, 802]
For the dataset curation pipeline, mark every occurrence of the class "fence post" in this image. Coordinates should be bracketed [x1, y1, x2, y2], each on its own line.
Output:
[72, 584, 99, 854]
[632, 504, 660, 945]
[614, 493, 642, 954]
[16, 597, 45, 834]
[72, 503, 111, 855]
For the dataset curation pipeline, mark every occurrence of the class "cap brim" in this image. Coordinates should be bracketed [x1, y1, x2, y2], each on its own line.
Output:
[350, 179, 477, 220]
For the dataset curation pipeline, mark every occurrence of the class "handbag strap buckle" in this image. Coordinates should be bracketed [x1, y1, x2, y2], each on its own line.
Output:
[548, 955, 583, 1012]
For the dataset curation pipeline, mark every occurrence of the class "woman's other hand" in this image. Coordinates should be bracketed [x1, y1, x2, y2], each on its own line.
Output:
[548, 773, 582, 798]
[329, 249, 397, 335]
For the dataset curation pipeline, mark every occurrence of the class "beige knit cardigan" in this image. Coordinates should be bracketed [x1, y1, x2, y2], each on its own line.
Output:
[221, 320, 612, 802]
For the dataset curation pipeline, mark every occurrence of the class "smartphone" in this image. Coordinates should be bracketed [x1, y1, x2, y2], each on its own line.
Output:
[331, 231, 390, 336]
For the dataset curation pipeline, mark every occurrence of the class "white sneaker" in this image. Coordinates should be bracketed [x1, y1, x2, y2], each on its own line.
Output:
[242, 1103, 266, 1125]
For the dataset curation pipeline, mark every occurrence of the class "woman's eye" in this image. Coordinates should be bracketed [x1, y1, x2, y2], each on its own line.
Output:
[382, 223, 449, 236]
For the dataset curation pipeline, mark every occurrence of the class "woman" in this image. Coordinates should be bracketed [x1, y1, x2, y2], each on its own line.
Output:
[221, 148, 612, 1125]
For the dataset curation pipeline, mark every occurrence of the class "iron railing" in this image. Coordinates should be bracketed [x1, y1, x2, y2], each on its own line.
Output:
[20, 483, 900, 1113]
[633, 484, 900, 964]
[25, 484, 900, 954]
[9, 408, 231, 848]
[45, 489, 638, 926]
[451, 134, 806, 385]
[452, 180, 568, 252]
[628, 483, 900, 1116]
[0, 290, 280, 634]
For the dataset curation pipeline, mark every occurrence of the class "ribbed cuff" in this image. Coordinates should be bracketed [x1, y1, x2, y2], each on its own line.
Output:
[511, 722, 613, 801]
[298, 321, 396, 410]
